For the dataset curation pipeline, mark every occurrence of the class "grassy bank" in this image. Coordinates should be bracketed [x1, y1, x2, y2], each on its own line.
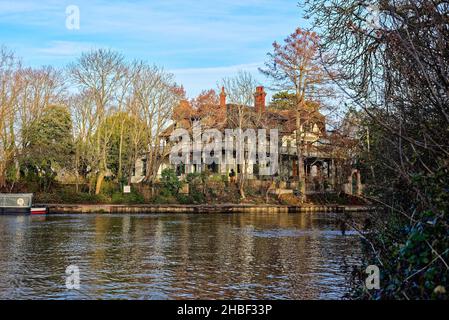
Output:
[13, 170, 369, 206]
[32, 188, 367, 206]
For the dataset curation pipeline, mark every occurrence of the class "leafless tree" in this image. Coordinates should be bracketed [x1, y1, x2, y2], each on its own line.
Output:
[131, 63, 183, 188]
[68, 49, 126, 194]
[220, 71, 259, 199]
[303, 0, 449, 299]
[260, 28, 335, 199]
[0, 47, 20, 188]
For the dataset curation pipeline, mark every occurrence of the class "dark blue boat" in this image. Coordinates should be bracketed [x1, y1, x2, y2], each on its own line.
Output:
[0, 194, 33, 215]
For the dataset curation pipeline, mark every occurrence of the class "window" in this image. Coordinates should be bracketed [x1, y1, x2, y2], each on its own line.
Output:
[207, 162, 219, 173]
[142, 159, 147, 177]
[176, 163, 185, 176]
[253, 164, 260, 176]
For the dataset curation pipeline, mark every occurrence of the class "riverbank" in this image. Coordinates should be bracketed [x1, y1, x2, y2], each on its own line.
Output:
[40, 203, 376, 214]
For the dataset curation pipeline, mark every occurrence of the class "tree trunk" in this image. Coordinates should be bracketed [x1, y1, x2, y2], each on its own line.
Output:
[239, 161, 247, 200]
[75, 146, 80, 193]
[118, 120, 125, 182]
[296, 108, 306, 201]
[0, 163, 5, 189]
[95, 171, 105, 195]
[95, 141, 108, 195]
[14, 159, 20, 181]
[239, 179, 246, 200]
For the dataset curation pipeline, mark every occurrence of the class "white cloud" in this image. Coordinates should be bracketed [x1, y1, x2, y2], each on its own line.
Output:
[0, 0, 302, 96]
[36, 41, 96, 57]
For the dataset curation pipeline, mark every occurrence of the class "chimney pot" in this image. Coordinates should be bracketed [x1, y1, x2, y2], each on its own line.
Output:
[220, 87, 227, 107]
[254, 86, 267, 114]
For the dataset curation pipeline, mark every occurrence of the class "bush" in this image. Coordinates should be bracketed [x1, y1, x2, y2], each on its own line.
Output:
[350, 171, 449, 300]
[160, 169, 183, 196]
[187, 183, 205, 204]
[101, 180, 119, 196]
[176, 194, 193, 205]
[34, 190, 109, 204]
[208, 174, 227, 183]
[33, 184, 145, 205]
[151, 194, 178, 204]
[111, 191, 145, 204]
[189, 190, 205, 204]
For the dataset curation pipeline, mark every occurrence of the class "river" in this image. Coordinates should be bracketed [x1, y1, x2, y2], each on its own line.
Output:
[0, 213, 362, 300]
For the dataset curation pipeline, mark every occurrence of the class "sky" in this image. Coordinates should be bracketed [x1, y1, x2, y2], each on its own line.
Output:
[0, 0, 307, 97]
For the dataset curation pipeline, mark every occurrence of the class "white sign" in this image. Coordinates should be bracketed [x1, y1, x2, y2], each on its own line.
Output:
[123, 186, 131, 194]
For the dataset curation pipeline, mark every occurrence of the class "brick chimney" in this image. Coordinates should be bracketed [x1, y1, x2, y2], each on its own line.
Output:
[254, 86, 267, 114]
[220, 86, 227, 107]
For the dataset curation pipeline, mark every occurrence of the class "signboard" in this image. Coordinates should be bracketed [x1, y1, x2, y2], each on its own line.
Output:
[123, 186, 131, 194]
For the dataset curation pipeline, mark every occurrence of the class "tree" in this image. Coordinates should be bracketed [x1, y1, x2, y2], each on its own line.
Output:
[191, 89, 225, 128]
[70, 90, 98, 192]
[69, 49, 126, 194]
[269, 91, 296, 111]
[0, 46, 20, 189]
[103, 111, 147, 184]
[0, 46, 66, 190]
[260, 28, 332, 199]
[160, 168, 183, 196]
[131, 64, 183, 188]
[22, 105, 74, 191]
[304, 0, 449, 299]
[220, 71, 259, 199]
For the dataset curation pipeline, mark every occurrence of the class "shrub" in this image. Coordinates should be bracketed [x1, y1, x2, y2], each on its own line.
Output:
[176, 194, 193, 205]
[208, 174, 227, 183]
[101, 180, 119, 196]
[151, 194, 178, 204]
[34, 190, 109, 204]
[160, 169, 183, 196]
[111, 191, 145, 204]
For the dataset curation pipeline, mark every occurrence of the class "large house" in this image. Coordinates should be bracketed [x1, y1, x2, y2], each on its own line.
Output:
[131, 86, 362, 195]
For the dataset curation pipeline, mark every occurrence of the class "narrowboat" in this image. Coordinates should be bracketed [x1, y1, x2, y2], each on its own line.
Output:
[0, 193, 48, 215]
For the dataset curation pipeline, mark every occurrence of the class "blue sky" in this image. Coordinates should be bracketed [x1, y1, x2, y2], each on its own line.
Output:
[0, 0, 307, 97]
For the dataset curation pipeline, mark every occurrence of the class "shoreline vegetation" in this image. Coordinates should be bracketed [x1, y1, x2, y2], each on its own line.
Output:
[25, 169, 369, 208]
[6, 164, 369, 207]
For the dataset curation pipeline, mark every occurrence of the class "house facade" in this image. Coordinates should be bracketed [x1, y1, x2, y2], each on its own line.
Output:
[131, 86, 363, 195]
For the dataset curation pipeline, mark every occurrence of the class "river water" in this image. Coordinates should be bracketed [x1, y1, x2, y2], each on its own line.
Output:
[0, 213, 362, 300]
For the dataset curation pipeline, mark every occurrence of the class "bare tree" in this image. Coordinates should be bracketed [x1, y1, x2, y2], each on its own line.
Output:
[17, 66, 66, 150]
[0, 47, 20, 188]
[303, 0, 449, 299]
[131, 63, 183, 188]
[69, 49, 126, 194]
[220, 71, 259, 199]
[260, 28, 333, 199]
[70, 90, 99, 192]
[1, 46, 65, 189]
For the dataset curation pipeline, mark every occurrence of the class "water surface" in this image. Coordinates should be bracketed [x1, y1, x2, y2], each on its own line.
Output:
[0, 213, 362, 300]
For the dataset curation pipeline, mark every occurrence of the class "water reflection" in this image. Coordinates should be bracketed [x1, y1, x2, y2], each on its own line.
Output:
[0, 213, 362, 300]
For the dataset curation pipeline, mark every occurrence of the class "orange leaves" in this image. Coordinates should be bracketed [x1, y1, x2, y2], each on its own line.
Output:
[172, 89, 225, 128]
[173, 100, 194, 121]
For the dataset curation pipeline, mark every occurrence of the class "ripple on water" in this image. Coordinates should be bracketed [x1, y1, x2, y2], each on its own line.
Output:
[0, 213, 363, 300]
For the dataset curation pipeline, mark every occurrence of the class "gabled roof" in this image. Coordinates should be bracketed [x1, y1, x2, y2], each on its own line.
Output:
[163, 100, 327, 139]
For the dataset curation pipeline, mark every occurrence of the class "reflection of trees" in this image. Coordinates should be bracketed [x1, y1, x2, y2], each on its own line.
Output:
[160, 213, 339, 299]
[231, 213, 323, 299]
[0, 213, 362, 299]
